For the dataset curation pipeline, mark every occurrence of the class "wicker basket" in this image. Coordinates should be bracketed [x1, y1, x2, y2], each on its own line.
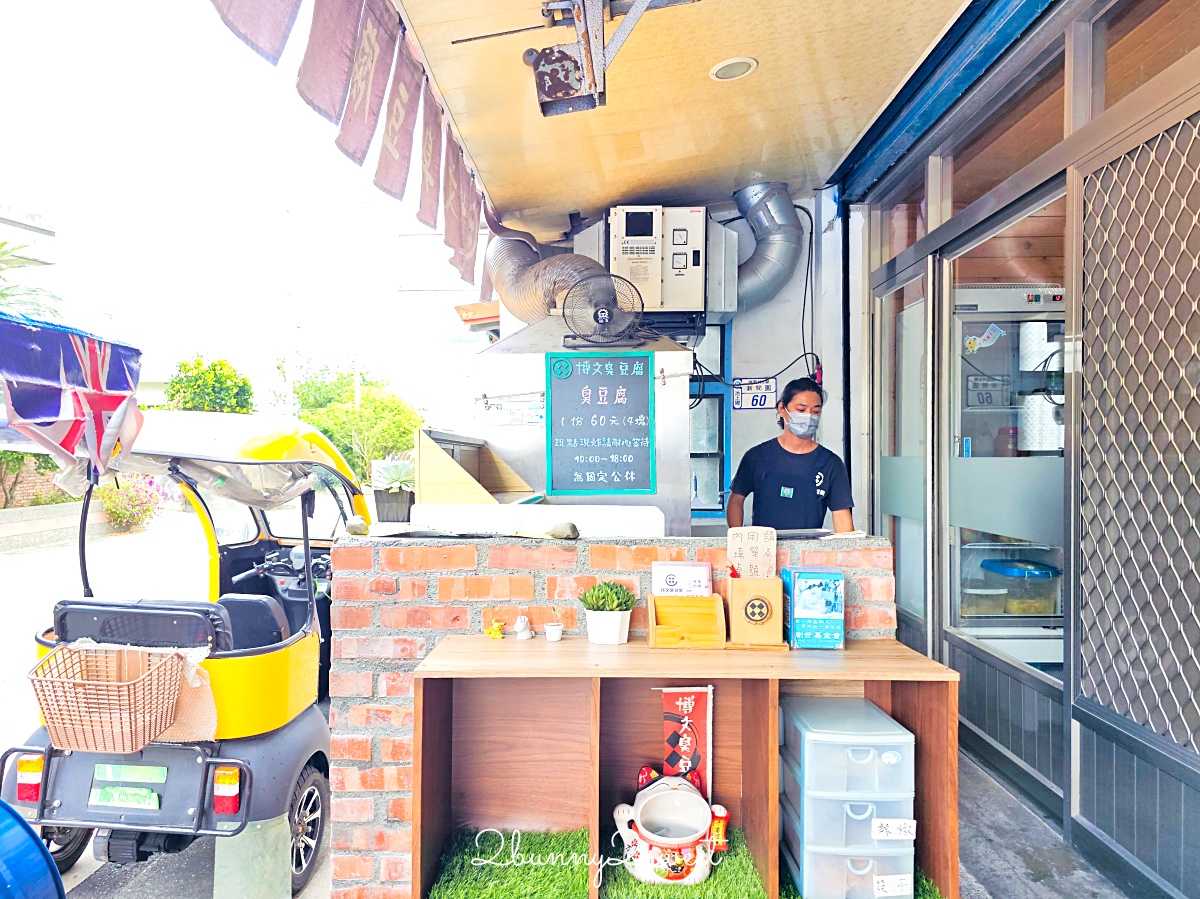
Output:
[29, 645, 185, 753]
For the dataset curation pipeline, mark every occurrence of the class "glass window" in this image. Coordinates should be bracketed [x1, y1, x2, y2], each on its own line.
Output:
[879, 170, 927, 262]
[951, 55, 1065, 211]
[688, 396, 724, 511]
[198, 488, 259, 545]
[262, 471, 354, 541]
[1102, 0, 1200, 108]
[948, 194, 1067, 678]
[877, 276, 928, 639]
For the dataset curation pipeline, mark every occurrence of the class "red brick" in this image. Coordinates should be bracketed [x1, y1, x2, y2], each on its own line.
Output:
[335, 636, 425, 660]
[332, 606, 374, 629]
[333, 765, 412, 792]
[348, 704, 415, 728]
[381, 605, 470, 630]
[480, 605, 577, 631]
[379, 672, 414, 698]
[331, 797, 374, 822]
[777, 546, 791, 569]
[329, 706, 344, 728]
[331, 734, 372, 761]
[800, 548, 894, 571]
[330, 672, 373, 697]
[546, 575, 596, 601]
[846, 604, 898, 631]
[630, 604, 648, 633]
[331, 546, 373, 571]
[332, 854, 374, 880]
[332, 889, 412, 899]
[387, 797, 413, 821]
[368, 575, 397, 595]
[382, 854, 413, 882]
[379, 545, 477, 572]
[332, 825, 412, 853]
[589, 544, 686, 570]
[332, 577, 368, 602]
[856, 575, 896, 604]
[437, 575, 534, 602]
[696, 547, 728, 572]
[381, 736, 413, 763]
[712, 578, 730, 600]
[488, 545, 578, 570]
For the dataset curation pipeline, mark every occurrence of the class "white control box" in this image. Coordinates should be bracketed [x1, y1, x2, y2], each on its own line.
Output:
[609, 206, 663, 308]
[661, 206, 706, 311]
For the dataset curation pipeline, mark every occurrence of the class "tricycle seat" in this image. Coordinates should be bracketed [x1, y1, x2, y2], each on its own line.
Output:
[53, 599, 235, 652]
[216, 594, 291, 650]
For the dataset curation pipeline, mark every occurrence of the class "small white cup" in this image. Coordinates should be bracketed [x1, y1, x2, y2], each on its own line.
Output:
[544, 622, 564, 642]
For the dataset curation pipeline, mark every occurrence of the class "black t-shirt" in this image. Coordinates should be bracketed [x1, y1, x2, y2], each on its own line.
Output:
[730, 439, 853, 530]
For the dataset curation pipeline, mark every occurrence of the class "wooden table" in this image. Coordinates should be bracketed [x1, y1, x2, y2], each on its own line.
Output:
[413, 637, 960, 899]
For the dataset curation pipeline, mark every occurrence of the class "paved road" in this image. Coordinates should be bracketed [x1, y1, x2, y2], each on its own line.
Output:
[1, 511, 331, 897]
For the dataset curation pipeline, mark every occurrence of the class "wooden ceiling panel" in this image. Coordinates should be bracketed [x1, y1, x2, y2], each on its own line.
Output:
[398, 0, 969, 239]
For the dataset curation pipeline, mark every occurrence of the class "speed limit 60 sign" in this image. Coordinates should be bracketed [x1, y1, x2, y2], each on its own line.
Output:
[732, 377, 777, 410]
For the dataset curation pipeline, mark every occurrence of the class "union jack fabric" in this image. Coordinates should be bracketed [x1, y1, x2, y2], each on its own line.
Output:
[0, 310, 143, 478]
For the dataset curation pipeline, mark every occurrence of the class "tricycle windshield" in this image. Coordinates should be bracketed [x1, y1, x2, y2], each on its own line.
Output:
[197, 486, 260, 544]
[261, 468, 354, 540]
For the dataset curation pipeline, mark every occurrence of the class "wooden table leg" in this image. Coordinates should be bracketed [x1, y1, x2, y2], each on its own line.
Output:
[588, 677, 601, 899]
[413, 676, 453, 899]
[741, 679, 779, 899]
[871, 680, 960, 899]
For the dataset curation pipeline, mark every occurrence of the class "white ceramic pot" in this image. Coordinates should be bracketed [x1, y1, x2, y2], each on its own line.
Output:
[585, 609, 631, 645]
[613, 774, 715, 885]
[544, 622, 563, 642]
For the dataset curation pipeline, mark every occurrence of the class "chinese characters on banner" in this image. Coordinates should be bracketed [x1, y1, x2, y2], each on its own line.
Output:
[546, 352, 655, 494]
[660, 686, 713, 800]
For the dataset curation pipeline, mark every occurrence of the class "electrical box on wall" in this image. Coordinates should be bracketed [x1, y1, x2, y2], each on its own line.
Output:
[609, 206, 663, 308]
[661, 207, 705, 311]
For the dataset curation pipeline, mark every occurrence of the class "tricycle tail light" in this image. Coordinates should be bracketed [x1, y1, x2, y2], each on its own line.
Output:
[16, 754, 43, 804]
[212, 765, 240, 815]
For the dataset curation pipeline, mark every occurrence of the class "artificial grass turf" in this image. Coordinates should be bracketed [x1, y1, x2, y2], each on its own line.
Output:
[428, 829, 592, 899]
[598, 829, 766, 899]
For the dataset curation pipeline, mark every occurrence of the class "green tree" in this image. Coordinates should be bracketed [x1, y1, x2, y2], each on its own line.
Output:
[289, 364, 385, 412]
[300, 388, 422, 480]
[165, 357, 254, 414]
[0, 241, 62, 320]
[0, 450, 58, 509]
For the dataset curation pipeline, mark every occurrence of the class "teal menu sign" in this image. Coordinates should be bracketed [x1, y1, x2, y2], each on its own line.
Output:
[545, 350, 656, 496]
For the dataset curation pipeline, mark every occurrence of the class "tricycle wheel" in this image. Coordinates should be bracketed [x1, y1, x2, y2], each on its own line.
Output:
[41, 825, 94, 873]
[288, 765, 328, 894]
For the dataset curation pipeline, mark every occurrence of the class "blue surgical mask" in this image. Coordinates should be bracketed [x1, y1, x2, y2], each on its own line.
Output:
[787, 411, 819, 439]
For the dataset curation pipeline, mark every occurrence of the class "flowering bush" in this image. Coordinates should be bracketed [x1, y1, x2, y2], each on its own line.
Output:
[96, 474, 160, 529]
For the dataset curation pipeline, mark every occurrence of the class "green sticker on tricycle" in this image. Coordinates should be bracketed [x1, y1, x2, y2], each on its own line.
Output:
[89, 786, 160, 810]
[93, 764, 167, 784]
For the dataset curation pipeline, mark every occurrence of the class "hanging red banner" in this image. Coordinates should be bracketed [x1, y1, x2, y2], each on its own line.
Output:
[415, 81, 443, 229]
[296, 0, 363, 123]
[661, 686, 714, 800]
[442, 125, 464, 256]
[209, 0, 302, 65]
[335, 0, 399, 164]
[373, 34, 424, 200]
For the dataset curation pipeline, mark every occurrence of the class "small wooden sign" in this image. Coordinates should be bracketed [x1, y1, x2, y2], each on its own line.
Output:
[726, 577, 787, 650]
[647, 595, 727, 649]
[727, 527, 777, 578]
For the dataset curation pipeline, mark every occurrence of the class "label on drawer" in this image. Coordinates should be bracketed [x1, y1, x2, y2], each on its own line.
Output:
[874, 873, 913, 896]
[871, 818, 917, 840]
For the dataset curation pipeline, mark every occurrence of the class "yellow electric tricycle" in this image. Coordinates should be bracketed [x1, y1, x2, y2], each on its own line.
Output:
[1, 410, 370, 894]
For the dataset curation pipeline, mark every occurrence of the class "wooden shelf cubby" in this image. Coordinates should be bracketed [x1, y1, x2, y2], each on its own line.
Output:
[413, 637, 961, 899]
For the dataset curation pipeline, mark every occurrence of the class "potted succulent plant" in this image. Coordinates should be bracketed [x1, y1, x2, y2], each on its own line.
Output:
[580, 582, 635, 645]
[371, 455, 415, 523]
[544, 607, 564, 642]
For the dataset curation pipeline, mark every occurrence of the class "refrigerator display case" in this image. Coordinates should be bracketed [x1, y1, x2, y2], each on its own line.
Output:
[949, 284, 1065, 677]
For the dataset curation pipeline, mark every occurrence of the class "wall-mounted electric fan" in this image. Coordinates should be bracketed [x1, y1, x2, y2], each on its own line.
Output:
[561, 272, 645, 348]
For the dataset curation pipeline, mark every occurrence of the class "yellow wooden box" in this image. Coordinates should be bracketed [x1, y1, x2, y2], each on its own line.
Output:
[647, 594, 727, 649]
[726, 577, 787, 650]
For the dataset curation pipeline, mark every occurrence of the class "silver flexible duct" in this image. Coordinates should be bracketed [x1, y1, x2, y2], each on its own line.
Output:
[734, 182, 805, 313]
[485, 238, 610, 324]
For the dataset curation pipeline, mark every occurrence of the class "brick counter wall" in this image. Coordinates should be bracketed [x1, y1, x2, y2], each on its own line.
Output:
[327, 536, 895, 897]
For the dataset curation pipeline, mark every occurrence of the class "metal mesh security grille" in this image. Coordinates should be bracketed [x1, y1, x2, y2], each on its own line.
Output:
[1078, 111, 1200, 754]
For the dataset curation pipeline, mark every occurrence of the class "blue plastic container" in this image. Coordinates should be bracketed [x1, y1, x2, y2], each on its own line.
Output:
[0, 799, 66, 899]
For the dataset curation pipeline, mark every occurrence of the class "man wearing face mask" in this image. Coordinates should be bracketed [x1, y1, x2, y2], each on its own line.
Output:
[726, 377, 855, 532]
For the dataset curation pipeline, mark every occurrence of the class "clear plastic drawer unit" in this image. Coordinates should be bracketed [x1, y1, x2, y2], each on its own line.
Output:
[781, 697, 915, 794]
